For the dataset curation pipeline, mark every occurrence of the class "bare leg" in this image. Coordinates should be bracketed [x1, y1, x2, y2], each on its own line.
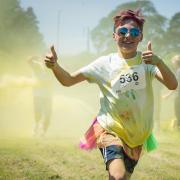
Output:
[107, 159, 128, 180]
[42, 116, 50, 135]
[41, 101, 52, 136]
[33, 109, 42, 136]
[33, 96, 43, 136]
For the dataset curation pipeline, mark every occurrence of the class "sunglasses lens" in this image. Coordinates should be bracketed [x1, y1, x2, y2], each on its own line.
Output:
[117, 27, 140, 37]
[118, 27, 128, 36]
[130, 28, 140, 37]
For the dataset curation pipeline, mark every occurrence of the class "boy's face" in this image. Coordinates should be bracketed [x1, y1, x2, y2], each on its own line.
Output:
[113, 19, 143, 55]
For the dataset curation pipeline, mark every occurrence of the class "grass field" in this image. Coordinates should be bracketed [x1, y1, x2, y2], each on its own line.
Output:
[0, 62, 179, 179]
[0, 130, 180, 180]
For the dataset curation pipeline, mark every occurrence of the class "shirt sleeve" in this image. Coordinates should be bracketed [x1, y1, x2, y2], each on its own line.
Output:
[146, 64, 160, 80]
[79, 56, 107, 84]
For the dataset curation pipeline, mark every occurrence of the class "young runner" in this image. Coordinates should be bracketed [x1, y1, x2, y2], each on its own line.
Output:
[44, 9, 177, 180]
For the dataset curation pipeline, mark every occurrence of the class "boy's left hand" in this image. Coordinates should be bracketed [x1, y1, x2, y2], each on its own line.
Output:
[141, 41, 162, 66]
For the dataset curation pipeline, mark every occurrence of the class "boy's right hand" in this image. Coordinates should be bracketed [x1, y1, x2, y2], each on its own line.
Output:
[44, 45, 58, 69]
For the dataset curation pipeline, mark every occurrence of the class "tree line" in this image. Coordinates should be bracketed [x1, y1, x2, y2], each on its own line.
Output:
[0, 1, 179, 67]
[0, 0, 45, 65]
[91, 1, 180, 62]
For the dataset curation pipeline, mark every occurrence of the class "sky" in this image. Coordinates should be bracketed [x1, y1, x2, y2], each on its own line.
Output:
[20, 0, 180, 55]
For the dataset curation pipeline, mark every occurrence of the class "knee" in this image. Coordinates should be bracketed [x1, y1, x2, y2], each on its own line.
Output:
[109, 171, 126, 180]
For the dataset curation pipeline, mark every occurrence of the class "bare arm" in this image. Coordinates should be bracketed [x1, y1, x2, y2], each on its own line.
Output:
[51, 63, 87, 86]
[44, 46, 87, 87]
[155, 61, 177, 90]
[142, 41, 178, 90]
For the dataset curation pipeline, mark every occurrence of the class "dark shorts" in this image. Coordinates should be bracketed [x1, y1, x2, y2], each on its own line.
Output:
[99, 145, 138, 173]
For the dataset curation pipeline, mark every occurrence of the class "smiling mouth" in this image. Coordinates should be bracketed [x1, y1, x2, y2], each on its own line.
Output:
[122, 41, 134, 44]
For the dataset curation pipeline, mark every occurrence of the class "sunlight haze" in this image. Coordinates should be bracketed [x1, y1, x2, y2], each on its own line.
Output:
[20, 0, 180, 55]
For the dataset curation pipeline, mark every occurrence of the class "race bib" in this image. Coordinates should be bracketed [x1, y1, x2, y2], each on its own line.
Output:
[111, 65, 146, 95]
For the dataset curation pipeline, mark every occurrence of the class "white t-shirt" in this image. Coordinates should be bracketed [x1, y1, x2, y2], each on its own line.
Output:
[31, 61, 53, 98]
[80, 52, 159, 148]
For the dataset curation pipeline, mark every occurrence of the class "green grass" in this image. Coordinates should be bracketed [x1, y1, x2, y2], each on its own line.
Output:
[0, 137, 106, 180]
[0, 70, 180, 179]
[0, 130, 180, 180]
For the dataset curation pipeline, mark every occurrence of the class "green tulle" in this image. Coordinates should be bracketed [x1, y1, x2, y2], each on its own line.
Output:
[143, 133, 158, 152]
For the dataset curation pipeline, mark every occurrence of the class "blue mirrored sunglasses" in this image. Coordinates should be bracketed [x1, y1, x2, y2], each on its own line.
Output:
[117, 27, 141, 37]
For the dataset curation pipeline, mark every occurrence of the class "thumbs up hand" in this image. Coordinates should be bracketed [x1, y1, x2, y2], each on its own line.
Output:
[44, 45, 58, 69]
[141, 41, 162, 65]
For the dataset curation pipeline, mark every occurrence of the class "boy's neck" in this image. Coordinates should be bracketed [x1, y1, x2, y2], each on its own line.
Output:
[118, 49, 137, 59]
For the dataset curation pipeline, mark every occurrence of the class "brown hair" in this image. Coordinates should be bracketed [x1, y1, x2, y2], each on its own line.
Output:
[113, 9, 145, 32]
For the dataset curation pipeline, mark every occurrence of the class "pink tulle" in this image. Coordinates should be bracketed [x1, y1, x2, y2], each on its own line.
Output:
[79, 118, 104, 150]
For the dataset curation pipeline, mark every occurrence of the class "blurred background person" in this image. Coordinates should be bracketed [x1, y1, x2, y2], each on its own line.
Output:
[162, 55, 180, 129]
[153, 81, 162, 131]
[170, 55, 180, 129]
[28, 55, 53, 137]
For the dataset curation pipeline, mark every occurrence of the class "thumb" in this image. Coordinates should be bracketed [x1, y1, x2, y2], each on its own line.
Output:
[147, 41, 152, 51]
[50, 45, 58, 60]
